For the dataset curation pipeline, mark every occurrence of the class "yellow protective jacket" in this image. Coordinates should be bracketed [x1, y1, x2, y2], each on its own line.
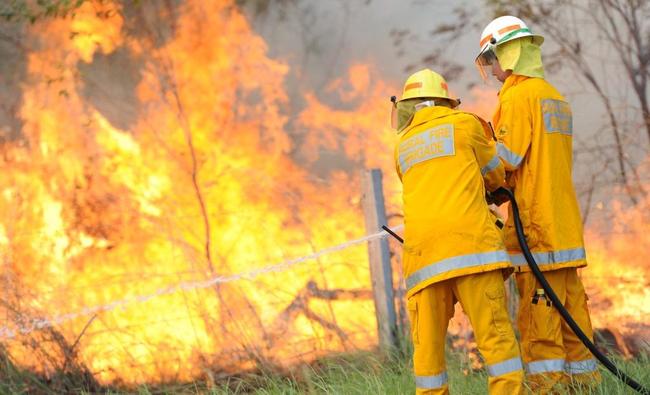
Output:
[493, 75, 587, 272]
[395, 106, 511, 298]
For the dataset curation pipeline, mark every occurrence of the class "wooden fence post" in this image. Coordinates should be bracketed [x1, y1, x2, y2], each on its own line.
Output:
[361, 169, 398, 350]
[506, 276, 519, 325]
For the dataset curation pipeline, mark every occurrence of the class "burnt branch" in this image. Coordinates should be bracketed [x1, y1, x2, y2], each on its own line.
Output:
[268, 280, 372, 350]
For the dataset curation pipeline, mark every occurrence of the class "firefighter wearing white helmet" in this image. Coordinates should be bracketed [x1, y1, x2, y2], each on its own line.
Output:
[391, 69, 524, 394]
[475, 15, 544, 81]
[475, 16, 601, 392]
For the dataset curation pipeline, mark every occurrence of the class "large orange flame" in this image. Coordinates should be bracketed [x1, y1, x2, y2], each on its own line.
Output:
[0, 0, 392, 384]
[0, 0, 646, 386]
[582, 183, 650, 343]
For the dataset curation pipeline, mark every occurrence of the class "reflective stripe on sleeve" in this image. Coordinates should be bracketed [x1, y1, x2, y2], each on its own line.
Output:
[406, 250, 509, 291]
[481, 155, 501, 176]
[526, 359, 566, 374]
[566, 359, 597, 374]
[487, 357, 524, 377]
[509, 247, 586, 267]
[415, 371, 448, 389]
[497, 142, 524, 168]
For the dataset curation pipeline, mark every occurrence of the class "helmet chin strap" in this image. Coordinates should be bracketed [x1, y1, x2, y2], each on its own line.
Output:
[414, 100, 437, 110]
[415, 99, 454, 110]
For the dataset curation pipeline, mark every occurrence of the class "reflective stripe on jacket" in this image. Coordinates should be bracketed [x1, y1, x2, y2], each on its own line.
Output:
[492, 75, 587, 272]
[395, 106, 511, 297]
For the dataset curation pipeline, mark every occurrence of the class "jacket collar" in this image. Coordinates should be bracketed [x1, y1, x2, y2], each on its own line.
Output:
[499, 74, 531, 97]
[402, 106, 455, 135]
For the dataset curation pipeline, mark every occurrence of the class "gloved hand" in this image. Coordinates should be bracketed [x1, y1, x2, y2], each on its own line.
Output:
[486, 189, 510, 206]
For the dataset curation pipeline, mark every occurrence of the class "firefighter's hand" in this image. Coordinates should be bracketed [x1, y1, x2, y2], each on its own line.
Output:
[488, 207, 505, 229]
[486, 190, 509, 206]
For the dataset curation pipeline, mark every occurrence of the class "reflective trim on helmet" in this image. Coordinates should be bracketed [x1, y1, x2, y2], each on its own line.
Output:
[481, 155, 501, 176]
[487, 357, 524, 377]
[566, 359, 598, 374]
[509, 247, 586, 267]
[480, 34, 494, 48]
[496, 28, 532, 44]
[406, 250, 509, 291]
[498, 23, 521, 35]
[496, 142, 524, 168]
[400, 69, 454, 102]
[415, 372, 448, 389]
[405, 81, 423, 92]
[526, 359, 566, 374]
[480, 26, 525, 53]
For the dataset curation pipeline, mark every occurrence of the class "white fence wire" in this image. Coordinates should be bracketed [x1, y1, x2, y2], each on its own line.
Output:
[0, 225, 403, 339]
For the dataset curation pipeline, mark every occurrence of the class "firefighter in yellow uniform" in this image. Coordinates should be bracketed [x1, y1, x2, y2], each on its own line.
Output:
[475, 15, 601, 392]
[392, 68, 524, 394]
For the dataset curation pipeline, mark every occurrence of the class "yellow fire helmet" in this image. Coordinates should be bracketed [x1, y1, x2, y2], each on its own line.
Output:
[390, 69, 460, 131]
[399, 69, 459, 106]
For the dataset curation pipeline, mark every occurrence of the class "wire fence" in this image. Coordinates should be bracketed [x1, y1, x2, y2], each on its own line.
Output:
[0, 199, 647, 386]
[0, 231, 376, 382]
[0, 224, 403, 339]
[0, 222, 414, 385]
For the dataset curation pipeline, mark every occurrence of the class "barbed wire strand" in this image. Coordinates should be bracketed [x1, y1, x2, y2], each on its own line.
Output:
[0, 225, 403, 339]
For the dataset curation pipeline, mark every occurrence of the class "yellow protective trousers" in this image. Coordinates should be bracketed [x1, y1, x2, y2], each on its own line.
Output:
[408, 270, 524, 394]
[516, 267, 601, 392]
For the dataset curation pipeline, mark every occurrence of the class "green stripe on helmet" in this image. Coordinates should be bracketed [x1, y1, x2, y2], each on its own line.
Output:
[497, 28, 532, 44]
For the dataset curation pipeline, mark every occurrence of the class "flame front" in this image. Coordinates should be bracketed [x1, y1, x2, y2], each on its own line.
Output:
[582, 186, 650, 344]
[0, 0, 647, 386]
[0, 0, 400, 384]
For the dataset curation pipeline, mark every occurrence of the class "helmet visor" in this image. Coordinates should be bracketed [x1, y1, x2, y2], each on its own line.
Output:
[475, 47, 497, 81]
[390, 97, 419, 132]
[390, 96, 398, 130]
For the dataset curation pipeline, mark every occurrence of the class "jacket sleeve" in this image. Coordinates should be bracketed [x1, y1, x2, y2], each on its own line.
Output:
[470, 117, 505, 192]
[394, 142, 403, 181]
[495, 97, 531, 171]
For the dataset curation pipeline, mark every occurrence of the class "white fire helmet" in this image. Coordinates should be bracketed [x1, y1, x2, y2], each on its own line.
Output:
[475, 15, 544, 81]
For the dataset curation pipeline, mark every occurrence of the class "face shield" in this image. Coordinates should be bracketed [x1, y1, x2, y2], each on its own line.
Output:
[390, 96, 420, 133]
[390, 96, 398, 130]
[475, 45, 497, 81]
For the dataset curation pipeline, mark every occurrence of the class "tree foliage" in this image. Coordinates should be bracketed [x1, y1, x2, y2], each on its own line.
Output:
[390, 5, 473, 81]
[486, 0, 649, 205]
[0, 0, 87, 23]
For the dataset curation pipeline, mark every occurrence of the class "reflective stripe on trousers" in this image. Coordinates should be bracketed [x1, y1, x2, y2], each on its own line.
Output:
[526, 358, 598, 375]
[415, 371, 448, 389]
[509, 247, 586, 267]
[566, 359, 598, 374]
[406, 250, 509, 291]
[487, 357, 524, 377]
[526, 359, 566, 374]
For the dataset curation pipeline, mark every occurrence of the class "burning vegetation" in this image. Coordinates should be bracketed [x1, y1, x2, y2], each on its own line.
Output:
[0, 0, 646, 388]
[0, 0, 394, 384]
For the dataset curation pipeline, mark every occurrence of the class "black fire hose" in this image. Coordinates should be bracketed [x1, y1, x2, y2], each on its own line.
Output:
[382, 188, 649, 394]
[494, 187, 649, 394]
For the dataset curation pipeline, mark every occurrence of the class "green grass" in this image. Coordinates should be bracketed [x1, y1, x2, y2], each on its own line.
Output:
[197, 349, 650, 395]
[1, 346, 648, 394]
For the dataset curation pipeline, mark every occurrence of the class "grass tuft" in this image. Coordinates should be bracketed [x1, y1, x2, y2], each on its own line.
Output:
[1, 342, 648, 394]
